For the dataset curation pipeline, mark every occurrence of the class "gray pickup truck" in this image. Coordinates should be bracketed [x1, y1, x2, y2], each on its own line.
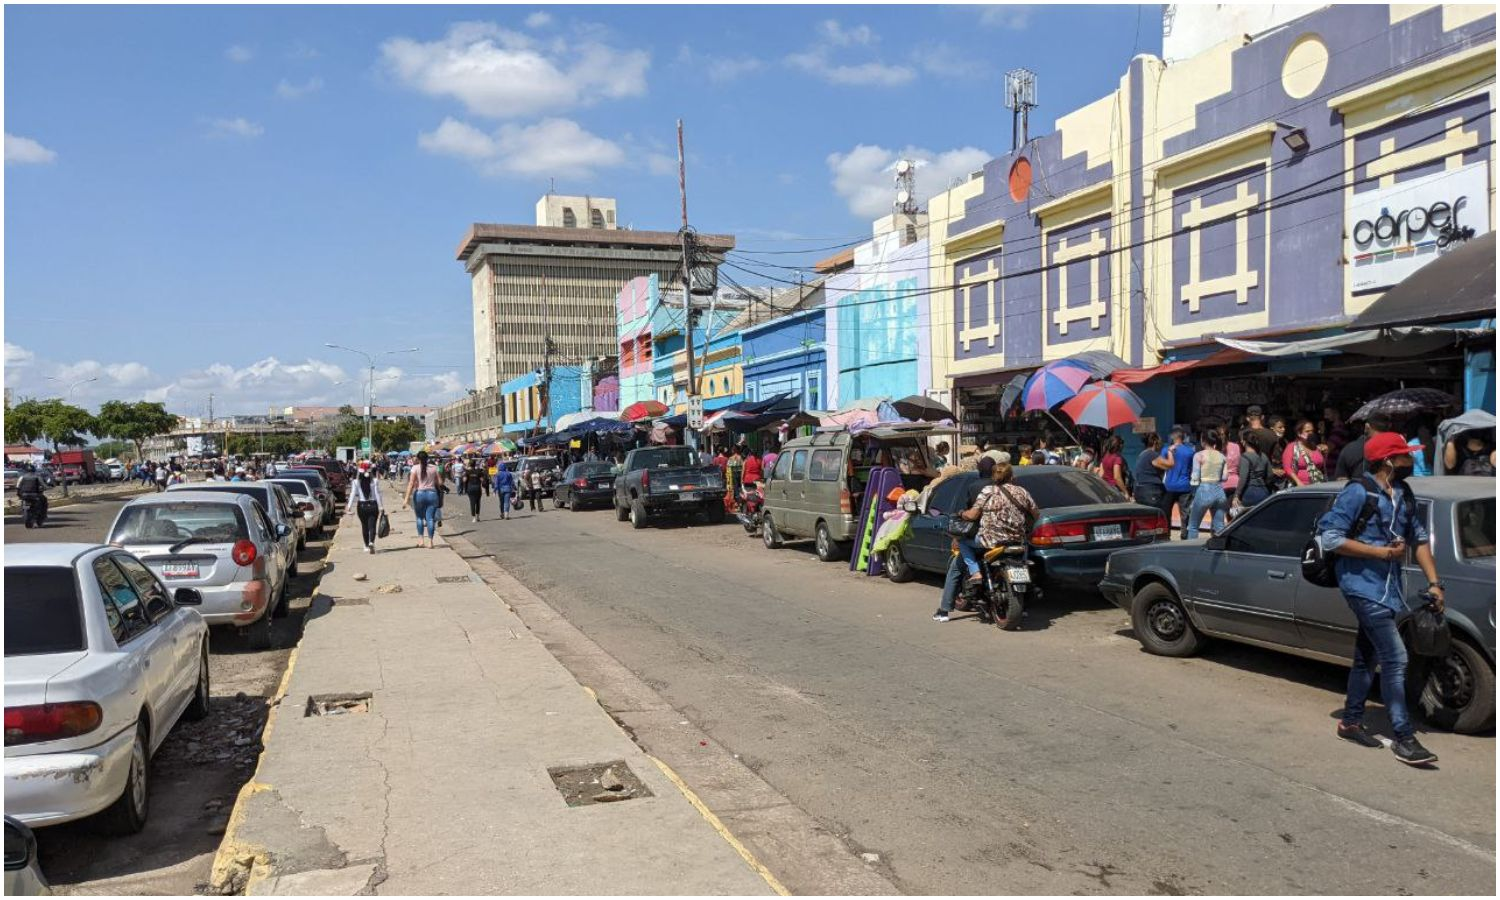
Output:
[612, 446, 727, 529]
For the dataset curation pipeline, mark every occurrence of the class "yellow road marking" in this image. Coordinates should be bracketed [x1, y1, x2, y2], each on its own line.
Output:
[648, 754, 791, 896]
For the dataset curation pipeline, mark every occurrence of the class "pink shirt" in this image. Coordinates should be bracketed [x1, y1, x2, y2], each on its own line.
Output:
[1282, 441, 1325, 486]
[1222, 442, 1241, 491]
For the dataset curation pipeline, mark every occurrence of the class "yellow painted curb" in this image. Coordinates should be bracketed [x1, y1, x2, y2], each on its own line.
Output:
[208, 643, 302, 892]
[648, 754, 791, 897]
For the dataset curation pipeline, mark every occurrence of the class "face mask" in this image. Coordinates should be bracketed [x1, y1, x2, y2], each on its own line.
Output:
[1390, 465, 1414, 483]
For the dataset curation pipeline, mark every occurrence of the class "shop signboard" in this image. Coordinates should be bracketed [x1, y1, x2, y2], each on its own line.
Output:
[185, 436, 203, 456]
[1346, 162, 1490, 292]
[1133, 417, 1156, 434]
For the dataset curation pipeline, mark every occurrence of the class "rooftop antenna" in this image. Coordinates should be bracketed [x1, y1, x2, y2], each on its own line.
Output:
[1004, 68, 1038, 151]
[893, 159, 917, 215]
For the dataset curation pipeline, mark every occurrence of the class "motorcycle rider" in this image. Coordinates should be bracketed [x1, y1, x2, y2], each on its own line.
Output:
[954, 458, 1039, 584]
[16, 468, 48, 524]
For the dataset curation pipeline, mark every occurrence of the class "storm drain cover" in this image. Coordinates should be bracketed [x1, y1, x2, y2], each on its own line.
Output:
[305, 692, 373, 717]
[435, 574, 476, 584]
[547, 761, 653, 807]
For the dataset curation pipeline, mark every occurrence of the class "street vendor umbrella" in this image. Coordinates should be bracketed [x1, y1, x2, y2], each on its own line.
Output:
[1350, 388, 1456, 423]
[1059, 381, 1145, 430]
[1022, 360, 1094, 411]
[621, 400, 668, 422]
[999, 373, 1030, 412]
[893, 394, 955, 423]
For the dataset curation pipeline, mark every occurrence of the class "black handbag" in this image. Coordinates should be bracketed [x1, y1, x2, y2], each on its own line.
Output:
[946, 516, 979, 539]
[376, 512, 390, 538]
[1409, 599, 1451, 657]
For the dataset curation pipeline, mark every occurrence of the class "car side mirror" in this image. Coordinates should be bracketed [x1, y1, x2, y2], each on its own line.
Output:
[275, 523, 291, 538]
[1205, 535, 1227, 551]
[173, 588, 203, 606]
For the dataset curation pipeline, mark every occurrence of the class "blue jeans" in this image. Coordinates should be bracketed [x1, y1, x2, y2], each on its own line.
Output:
[956, 536, 982, 576]
[412, 489, 438, 538]
[1185, 483, 1229, 538]
[1239, 484, 1270, 508]
[499, 491, 513, 517]
[938, 553, 965, 614]
[1342, 599, 1413, 740]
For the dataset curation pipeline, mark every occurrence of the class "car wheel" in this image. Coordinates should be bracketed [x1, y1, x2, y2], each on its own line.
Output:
[554, 493, 564, 509]
[271, 578, 292, 620]
[705, 503, 726, 525]
[885, 542, 915, 583]
[614, 501, 629, 522]
[570, 499, 581, 513]
[184, 644, 211, 721]
[1409, 636, 1496, 735]
[814, 522, 845, 562]
[288, 557, 299, 579]
[246, 608, 274, 649]
[97, 720, 150, 835]
[1130, 582, 1202, 657]
[762, 514, 783, 549]
[630, 500, 650, 530]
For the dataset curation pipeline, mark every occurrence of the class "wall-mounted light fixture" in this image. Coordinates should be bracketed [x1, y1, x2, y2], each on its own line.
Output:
[1277, 122, 1309, 153]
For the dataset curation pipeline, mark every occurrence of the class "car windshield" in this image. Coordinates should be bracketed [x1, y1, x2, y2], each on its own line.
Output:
[111, 502, 248, 545]
[1014, 469, 1126, 507]
[1456, 498, 1495, 559]
[526, 458, 561, 471]
[274, 480, 310, 496]
[572, 463, 614, 477]
[5, 566, 85, 656]
[635, 448, 699, 468]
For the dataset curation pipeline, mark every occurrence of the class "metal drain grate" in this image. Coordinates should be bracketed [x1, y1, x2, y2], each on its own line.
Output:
[305, 692, 373, 717]
[335, 597, 370, 606]
[434, 575, 475, 584]
[547, 761, 653, 807]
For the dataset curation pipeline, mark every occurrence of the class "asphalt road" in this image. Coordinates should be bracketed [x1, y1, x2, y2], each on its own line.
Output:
[5, 494, 331, 895]
[458, 498, 1495, 895]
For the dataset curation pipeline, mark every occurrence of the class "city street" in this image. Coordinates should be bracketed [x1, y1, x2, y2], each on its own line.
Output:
[456, 501, 1495, 895]
[4, 496, 329, 895]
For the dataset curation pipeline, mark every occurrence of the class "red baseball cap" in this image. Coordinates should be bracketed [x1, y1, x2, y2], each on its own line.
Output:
[1365, 432, 1420, 464]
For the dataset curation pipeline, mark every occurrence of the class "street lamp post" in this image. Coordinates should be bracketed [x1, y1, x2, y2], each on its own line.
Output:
[45, 375, 99, 497]
[325, 345, 419, 458]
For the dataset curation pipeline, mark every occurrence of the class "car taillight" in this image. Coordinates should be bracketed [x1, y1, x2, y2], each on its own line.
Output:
[641, 469, 650, 490]
[1131, 513, 1170, 539]
[5, 702, 103, 746]
[1030, 521, 1089, 546]
[232, 540, 258, 566]
[839, 487, 853, 514]
[574, 478, 588, 488]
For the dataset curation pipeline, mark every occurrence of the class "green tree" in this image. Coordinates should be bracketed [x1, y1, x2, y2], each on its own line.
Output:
[93, 439, 135, 460]
[225, 433, 308, 457]
[5, 397, 45, 446]
[94, 400, 179, 461]
[21, 399, 96, 452]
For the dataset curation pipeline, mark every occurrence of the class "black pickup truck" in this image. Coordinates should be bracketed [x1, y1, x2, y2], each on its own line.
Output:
[612, 446, 727, 529]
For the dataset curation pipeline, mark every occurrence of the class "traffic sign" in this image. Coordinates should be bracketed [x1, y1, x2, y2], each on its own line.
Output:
[360, 437, 372, 453]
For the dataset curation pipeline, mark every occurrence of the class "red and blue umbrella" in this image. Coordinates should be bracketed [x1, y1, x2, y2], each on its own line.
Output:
[1022, 360, 1094, 411]
[1059, 380, 1145, 429]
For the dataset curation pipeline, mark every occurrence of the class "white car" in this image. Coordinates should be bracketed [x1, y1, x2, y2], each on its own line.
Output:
[4, 544, 210, 834]
[267, 477, 326, 539]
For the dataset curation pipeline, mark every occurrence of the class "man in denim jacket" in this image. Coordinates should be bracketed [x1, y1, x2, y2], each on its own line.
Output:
[1318, 432, 1445, 766]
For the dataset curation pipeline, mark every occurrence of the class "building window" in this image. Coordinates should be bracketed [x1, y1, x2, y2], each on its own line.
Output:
[590, 209, 605, 229]
[563, 208, 577, 228]
[806, 371, 821, 410]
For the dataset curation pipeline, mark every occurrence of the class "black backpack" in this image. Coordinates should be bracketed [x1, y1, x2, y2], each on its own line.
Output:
[1300, 477, 1413, 588]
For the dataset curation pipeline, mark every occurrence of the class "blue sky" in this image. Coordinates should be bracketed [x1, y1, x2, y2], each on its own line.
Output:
[4, 3, 1159, 416]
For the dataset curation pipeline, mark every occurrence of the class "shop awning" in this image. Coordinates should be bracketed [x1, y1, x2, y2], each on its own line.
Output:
[1110, 348, 1252, 384]
[1215, 326, 1482, 359]
[1350, 231, 1495, 331]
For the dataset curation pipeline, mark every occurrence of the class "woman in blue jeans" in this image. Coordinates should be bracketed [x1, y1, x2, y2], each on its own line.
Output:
[401, 450, 444, 548]
[1185, 431, 1230, 539]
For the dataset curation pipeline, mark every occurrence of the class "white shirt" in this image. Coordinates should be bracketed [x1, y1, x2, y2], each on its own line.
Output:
[348, 474, 384, 511]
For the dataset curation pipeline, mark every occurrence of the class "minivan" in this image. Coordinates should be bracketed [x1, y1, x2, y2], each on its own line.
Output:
[760, 424, 953, 562]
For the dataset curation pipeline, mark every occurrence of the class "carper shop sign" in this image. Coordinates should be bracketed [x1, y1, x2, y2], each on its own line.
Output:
[1346, 162, 1490, 292]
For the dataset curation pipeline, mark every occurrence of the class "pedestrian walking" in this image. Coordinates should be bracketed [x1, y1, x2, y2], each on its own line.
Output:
[493, 463, 516, 519]
[1184, 431, 1230, 539]
[527, 465, 544, 512]
[347, 460, 385, 553]
[154, 464, 169, 492]
[1320, 432, 1443, 766]
[401, 450, 443, 548]
[462, 461, 485, 522]
[1154, 428, 1195, 537]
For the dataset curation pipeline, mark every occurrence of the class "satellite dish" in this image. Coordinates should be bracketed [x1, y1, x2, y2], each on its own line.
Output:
[895, 159, 911, 175]
[896, 190, 911, 205]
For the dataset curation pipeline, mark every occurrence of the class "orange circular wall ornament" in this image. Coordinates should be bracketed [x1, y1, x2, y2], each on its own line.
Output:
[1008, 157, 1032, 202]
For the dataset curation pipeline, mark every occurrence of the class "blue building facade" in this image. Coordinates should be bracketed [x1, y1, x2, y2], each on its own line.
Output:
[741, 307, 828, 412]
[499, 365, 588, 434]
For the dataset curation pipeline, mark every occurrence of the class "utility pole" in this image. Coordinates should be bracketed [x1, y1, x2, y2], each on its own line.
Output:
[678, 118, 698, 438]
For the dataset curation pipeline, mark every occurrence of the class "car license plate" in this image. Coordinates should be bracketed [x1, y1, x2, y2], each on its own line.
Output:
[162, 563, 199, 579]
[593, 481, 612, 488]
[1093, 524, 1124, 541]
[1005, 566, 1030, 584]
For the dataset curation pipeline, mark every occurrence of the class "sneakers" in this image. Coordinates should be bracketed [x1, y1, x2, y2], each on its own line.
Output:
[931, 612, 950, 622]
[1337, 722, 1383, 749]
[1393, 736, 1438, 766]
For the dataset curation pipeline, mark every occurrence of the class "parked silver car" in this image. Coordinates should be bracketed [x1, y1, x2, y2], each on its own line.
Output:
[268, 477, 326, 538]
[1101, 478, 1496, 734]
[106, 492, 290, 649]
[168, 481, 303, 571]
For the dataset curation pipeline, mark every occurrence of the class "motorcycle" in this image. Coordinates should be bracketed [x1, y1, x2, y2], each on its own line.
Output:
[20, 494, 48, 529]
[954, 544, 1039, 630]
[737, 483, 765, 534]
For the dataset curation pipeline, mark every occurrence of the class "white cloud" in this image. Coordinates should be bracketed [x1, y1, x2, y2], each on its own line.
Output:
[784, 21, 914, 87]
[380, 21, 649, 119]
[287, 41, 320, 60]
[827, 144, 992, 218]
[226, 44, 255, 63]
[3, 342, 465, 414]
[419, 116, 625, 179]
[5, 134, 57, 165]
[276, 77, 324, 99]
[708, 56, 763, 82]
[205, 117, 264, 139]
[525, 11, 553, 28]
[645, 152, 678, 177]
[916, 43, 994, 80]
[978, 5, 1032, 30]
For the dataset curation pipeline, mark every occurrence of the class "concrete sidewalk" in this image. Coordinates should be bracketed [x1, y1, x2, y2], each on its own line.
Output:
[210, 517, 775, 896]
